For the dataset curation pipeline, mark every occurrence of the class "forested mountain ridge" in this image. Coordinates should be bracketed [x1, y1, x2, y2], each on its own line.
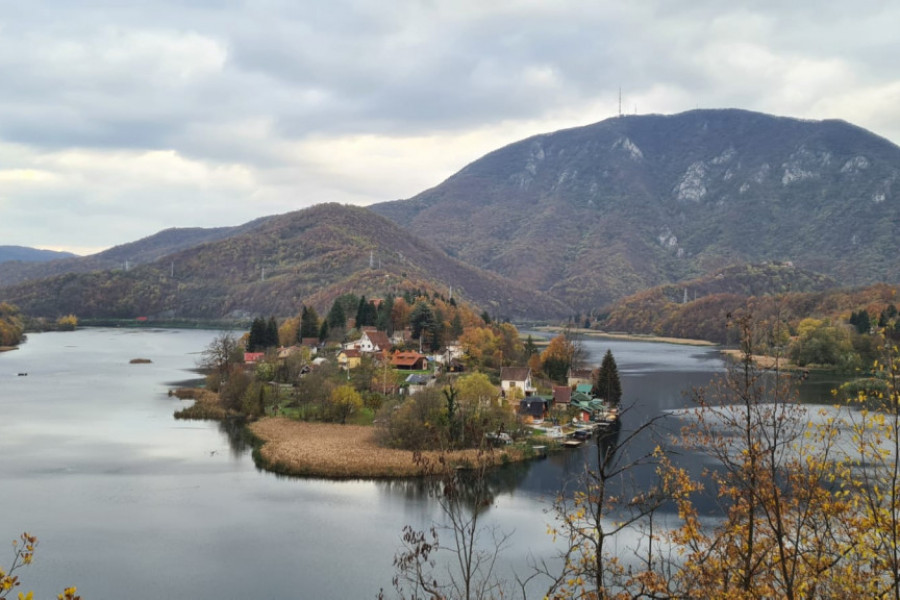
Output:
[0, 219, 274, 287]
[371, 109, 900, 311]
[600, 262, 893, 344]
[0, 204, 569, 320]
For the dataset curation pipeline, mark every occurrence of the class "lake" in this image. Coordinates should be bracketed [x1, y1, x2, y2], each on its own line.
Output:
[0, 328, 837, 598]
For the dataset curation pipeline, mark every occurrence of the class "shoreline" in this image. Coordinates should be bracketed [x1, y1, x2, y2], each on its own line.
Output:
[249, 418, 527, 479]
[535, 326, 717, 347]
[0, 346, 18, 353]
[173, 387, 531, 478]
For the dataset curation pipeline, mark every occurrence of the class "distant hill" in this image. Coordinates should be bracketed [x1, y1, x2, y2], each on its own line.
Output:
[599, 262, 873, 344]
[0, 219, 272, 287]
[371, 109, 900, 311]
[0, 246, 76, 264]
[0, 204, 569, 320]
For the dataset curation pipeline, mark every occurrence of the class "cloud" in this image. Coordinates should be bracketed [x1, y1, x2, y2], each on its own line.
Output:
[0, 0, 899, 253]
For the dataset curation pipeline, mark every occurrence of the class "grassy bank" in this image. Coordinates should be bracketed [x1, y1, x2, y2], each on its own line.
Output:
[250, 418, 528, 479]
[0, 346, 17, 353]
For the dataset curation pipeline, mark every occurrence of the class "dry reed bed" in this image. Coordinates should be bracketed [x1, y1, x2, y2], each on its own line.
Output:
[250, 417, 525, 478]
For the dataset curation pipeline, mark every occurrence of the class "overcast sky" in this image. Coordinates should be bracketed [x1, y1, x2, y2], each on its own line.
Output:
[1, 0, 898, 254]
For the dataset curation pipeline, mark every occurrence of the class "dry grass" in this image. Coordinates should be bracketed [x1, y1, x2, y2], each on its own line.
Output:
[173, 388, 232, 420]
[250, 417, 526, 478]
[720, 349, 803, 371]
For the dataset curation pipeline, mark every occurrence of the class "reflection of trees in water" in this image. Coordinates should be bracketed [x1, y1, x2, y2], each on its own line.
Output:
[376, 456, 532, 511]
[218, 416, 250, 458]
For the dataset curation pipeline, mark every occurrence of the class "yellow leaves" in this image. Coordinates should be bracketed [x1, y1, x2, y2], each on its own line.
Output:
[17, 592, 33, 600]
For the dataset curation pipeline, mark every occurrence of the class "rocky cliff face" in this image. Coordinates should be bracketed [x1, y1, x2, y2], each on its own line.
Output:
[372, 109, 900, 310]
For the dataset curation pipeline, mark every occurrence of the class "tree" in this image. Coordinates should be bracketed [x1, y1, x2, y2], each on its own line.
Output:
[248, 317, 266, 351]
[410, 301, 439, 351]
[327, 299, 347, 329]
[662, 314, 848, 599]
[541, 334, 575, 383]
[1, 533, 81, 600]
[841, 336, 900, 597]
[387, 452, 514, 600]
[592, 350, 622, 405]
[329, 384, 363, 424]
[300, 306, 320, 340]
[201, 332, 241, 381]
[523, 335, 538, 358]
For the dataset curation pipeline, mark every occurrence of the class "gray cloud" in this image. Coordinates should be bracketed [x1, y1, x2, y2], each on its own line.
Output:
[1, 0, 899, 252]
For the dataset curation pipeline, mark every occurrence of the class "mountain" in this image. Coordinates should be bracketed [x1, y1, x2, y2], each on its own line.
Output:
[371, 109, 900, 311]
[0, 246, 76, 264]
[0, 219, 273, 287]
[0, 204, 569, 320]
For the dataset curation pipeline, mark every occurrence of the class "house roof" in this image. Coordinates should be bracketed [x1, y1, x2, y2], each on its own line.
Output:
[500, 366, 530, 382]
[341, 349, 361, 358]
[553, 386, 571, 404]
[300, 337, 319, 347]
[392, 351, 427, 368]
[568, 368, 593, 380]
[362, 330, 392, 351]
[575, 383, 593, 394]
[519, 396, 550, 417]
[244, 352, 265, 363]
[406, 374, 430, 385]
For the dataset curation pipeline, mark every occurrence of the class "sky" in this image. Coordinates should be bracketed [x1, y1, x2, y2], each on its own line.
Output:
[1, 0, 899, 255]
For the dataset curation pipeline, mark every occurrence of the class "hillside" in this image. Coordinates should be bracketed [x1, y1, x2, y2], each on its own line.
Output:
[600, 262, 890, 344]
[371, 109, 900, 311]
[0, 219, 273, 287]
[0, 204, 568, 320]
[0, 246, 76, 264]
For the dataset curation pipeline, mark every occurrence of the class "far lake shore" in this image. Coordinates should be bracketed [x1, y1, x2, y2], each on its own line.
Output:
[534, 326, 717, 347]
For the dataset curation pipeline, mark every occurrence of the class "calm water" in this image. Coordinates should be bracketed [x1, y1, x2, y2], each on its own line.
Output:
[0, 329, 838, 598]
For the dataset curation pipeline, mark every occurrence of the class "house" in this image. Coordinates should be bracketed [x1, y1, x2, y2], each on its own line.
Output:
[575, 383, 593, 395]
[358, 329, 392, 354]
[500, 366, 536, 397]
[405, 373, 431, 395]
[243, 352, 265, 365]
[336, 348, 361, 370]
[277, 346, 303, 360]
[299, 338, 320, 355]
[567, 368, 593, 388]
[391, 328, 413, 346]
[553, 386, 571, 406]
[519, 396, 551, 422]
[391, 351, 429, 370]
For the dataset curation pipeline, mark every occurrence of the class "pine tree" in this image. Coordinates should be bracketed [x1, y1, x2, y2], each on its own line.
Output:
[300, 306, 320, 340]
[248, 317, 266, 351]
[592, 349, 622, 404]
[327, 300, 346, 329]
[266, 317, 279, 348]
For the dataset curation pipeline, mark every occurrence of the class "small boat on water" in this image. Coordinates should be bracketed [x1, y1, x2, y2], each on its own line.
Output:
[17, 372, 27, 376]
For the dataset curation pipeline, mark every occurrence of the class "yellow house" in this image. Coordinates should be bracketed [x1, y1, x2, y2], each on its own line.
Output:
[337, 348, 362, 370]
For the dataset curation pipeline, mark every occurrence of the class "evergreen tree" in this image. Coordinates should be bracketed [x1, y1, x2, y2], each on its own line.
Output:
[318, 319, 329, 342]
[266, 317, 279, 348]
[450, 313, 464, 339]
[376, 296, 394, 334]
[300, 306, 320, 340]
[327, 300, 347, 329]
[524, 334, 538, 358]
[356, 296, 378, 328]
[248, 317, 266, 352]
[592, 349, 622, 405]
